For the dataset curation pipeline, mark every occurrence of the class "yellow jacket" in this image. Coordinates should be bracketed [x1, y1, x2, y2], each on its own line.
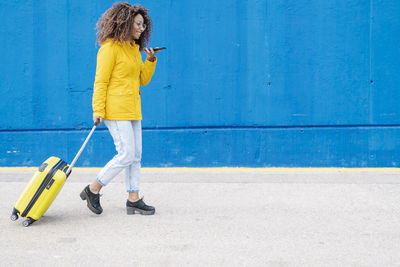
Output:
[92, 38, 157, 120]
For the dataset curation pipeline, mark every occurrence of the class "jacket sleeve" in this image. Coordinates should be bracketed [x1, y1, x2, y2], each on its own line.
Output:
[92, 42, 115, 118]
[139, 54, 157, 86]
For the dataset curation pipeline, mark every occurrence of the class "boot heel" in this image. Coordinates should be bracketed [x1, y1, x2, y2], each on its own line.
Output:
[127, 207, 136, 215]
[80, 191, 87, 200]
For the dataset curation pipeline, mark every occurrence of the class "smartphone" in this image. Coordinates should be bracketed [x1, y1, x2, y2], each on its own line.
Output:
[153, 47, 166, 52]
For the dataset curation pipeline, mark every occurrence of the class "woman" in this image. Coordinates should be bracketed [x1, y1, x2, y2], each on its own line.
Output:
[80, 2, 161, 215]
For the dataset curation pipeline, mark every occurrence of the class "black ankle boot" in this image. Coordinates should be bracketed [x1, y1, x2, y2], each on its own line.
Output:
[126, 198, 155, 215]
[80, 185, 103, 214]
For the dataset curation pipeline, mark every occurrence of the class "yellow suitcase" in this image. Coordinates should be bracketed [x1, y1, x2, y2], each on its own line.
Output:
[11, 157, 69, 226]
[11, 124, 97, 227]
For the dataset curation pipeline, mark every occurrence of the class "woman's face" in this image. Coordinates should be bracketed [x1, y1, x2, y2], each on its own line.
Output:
[132, 14, 146, 40]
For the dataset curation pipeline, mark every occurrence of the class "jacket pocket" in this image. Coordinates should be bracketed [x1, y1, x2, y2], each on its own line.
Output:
[108, 89, 134, 96]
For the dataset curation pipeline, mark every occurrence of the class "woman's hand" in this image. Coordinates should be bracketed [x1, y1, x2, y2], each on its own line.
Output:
[93, 116, 103, 126]
[144, 48, 160, 62]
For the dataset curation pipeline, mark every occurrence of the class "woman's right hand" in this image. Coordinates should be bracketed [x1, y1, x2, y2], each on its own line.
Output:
[94, 116, 103, 126]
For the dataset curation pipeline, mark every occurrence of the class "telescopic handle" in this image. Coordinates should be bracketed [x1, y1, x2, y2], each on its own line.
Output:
[65, 123, 97, 176]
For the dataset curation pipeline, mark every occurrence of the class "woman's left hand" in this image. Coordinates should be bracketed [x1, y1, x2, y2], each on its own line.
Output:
[144, 48, 159, 62]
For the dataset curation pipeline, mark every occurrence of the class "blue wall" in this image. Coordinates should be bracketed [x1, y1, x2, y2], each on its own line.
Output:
[1, 0, 400, 167]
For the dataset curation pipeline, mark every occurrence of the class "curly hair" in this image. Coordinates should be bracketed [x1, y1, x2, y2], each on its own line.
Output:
[96, 2, 152, 51]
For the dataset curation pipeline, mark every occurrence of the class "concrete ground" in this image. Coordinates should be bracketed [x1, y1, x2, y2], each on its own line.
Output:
[1, 168, 400, 267]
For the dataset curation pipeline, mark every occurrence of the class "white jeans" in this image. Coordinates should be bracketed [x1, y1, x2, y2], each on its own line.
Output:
[96, 120, 142, 192]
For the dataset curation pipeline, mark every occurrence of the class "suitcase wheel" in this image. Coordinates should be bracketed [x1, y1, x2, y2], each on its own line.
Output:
[10, 214, 18, 221]
[11, 208, 19, 221]
[22, 218, 35, 227]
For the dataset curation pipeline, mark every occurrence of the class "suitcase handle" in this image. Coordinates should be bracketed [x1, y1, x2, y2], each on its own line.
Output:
[65, 123, 97, 177]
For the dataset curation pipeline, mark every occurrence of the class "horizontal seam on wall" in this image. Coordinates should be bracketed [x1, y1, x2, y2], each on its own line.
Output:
[1, 124, 400, 132]
[1, 167, 400, 172]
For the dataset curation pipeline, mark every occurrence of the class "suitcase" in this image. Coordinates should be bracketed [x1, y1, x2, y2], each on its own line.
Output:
[11, 123, 98, 227]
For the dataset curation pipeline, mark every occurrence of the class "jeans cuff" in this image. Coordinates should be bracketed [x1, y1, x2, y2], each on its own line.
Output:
[127, 189, 140, 192]
[97, 178, 106, 186]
